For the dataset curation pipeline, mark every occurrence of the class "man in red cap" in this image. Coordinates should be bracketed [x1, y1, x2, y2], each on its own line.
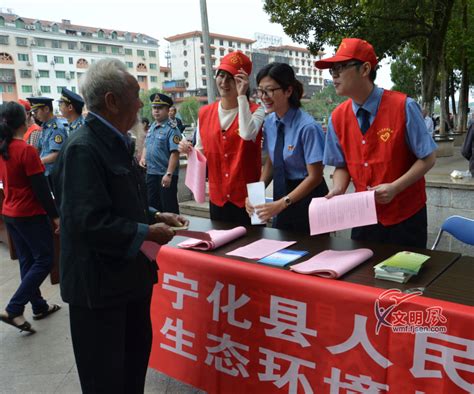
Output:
[179, 51, 265, 224]
[18, 99, 42, 148]
[316, 38, 437, 248]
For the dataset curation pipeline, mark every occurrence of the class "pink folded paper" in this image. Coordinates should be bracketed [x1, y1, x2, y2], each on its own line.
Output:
[185, 147, 207, 203]
[140, 241, 161, 261]
[290, 248, 374, 278]
[177, 226, 247, 251]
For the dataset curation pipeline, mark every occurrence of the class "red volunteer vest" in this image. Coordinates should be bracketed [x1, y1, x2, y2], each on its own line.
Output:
[199, 101, 262, 208]
[332, 90, 426, 226]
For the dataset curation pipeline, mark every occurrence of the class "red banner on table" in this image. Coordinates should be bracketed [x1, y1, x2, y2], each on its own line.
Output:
[149, 246, 474, 393]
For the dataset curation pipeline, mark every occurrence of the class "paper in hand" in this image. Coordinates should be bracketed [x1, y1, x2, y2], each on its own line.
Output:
[246, 181, 266, 225]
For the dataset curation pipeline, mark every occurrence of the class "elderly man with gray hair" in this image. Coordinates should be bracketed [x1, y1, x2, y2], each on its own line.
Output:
[52, 58, 188, 393]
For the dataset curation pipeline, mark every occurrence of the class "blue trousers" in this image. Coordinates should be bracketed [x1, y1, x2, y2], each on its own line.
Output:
[146, 173, 179, 214]
[5, 216, 53, 317]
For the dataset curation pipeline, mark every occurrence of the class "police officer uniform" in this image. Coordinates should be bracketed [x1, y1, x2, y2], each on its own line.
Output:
[58, 88, 85, 135]
[145, 93, 182, 213]
[28, 97, 68, 177]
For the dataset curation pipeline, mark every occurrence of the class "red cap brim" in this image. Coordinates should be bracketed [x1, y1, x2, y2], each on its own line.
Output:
[314, 54, 355, 69]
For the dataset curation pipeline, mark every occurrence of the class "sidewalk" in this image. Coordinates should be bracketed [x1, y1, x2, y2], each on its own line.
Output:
[0, 245, 203, 393]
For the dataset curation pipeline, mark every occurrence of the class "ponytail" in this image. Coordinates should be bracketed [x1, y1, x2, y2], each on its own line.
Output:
[0, 102, 27, 160]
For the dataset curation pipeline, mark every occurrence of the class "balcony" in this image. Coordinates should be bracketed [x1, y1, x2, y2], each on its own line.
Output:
[0, 75, 16, 83]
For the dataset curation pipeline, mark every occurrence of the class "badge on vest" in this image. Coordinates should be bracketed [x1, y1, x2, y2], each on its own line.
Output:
[287, 145, 295, 151]
[377, 128, 393, 142]
[173, 135, 181, 144]
[54, 135, 63, 144]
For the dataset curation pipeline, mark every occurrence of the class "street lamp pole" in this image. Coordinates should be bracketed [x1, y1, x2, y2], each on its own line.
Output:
[200, 0, 216, 103]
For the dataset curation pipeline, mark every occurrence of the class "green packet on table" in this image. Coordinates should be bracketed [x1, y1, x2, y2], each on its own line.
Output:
[378, 251, 430, 275]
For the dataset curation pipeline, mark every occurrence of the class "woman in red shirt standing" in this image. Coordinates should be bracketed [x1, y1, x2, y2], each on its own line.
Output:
[0, 101, 60, 334]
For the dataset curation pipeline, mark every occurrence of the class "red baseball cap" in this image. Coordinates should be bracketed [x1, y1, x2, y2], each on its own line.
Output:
[218, 51, 252, 76]
[315, 38, 378, 69]
[18, 99, 32, 112]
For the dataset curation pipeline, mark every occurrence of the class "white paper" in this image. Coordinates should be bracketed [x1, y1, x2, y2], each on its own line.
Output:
[226, 239, 296, 260]
[246, 181, 266, 225]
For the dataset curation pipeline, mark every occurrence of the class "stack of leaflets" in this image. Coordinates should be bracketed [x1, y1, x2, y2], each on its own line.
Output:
[374, 251, 430, 283]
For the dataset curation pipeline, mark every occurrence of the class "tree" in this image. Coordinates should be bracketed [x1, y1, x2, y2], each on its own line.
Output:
[178, 97, 201, 126]
[263, 0, 455, 109]
[390, 45, 422, 101]
[139, 87, 161, 122]
[304, 83, 345, 124]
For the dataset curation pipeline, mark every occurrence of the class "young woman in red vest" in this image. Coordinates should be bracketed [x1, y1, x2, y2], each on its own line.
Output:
[0, 101, 60, 334]
[316, 38, 437, 248]
[246, 63, 328, 233]
[179, 52, 265, 224]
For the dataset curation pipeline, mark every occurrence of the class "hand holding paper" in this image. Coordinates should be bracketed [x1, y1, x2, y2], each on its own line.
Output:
[246, 181, 266, 225]
[309, 191, 377, 235]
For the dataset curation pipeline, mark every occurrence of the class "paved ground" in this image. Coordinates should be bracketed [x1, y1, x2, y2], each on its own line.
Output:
[0, 147, 471, 393]
[0, 245, 203, 393]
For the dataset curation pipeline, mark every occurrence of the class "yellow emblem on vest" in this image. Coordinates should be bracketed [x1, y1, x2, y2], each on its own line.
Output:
[173, 135, 181, 144]
[287, 145, 295, 151]
[377, 128, 393, 142]
[54, 135, 63, 144]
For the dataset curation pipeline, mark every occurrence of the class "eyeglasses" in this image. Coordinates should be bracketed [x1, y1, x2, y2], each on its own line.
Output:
[328, 62, 363, 77]
[256, 87, 283, 99]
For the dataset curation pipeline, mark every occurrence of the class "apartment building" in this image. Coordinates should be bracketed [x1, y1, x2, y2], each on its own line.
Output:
[0, 12, 161, 103]
[164, 31, 325, 102]
[164, 31, 254, 101]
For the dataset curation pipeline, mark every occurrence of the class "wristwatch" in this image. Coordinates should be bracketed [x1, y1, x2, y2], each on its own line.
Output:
[283, 195, 292, 207]
[165, 172, 172, 177]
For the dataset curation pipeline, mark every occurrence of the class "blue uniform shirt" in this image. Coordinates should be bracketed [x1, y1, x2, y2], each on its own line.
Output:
[145, 119, 182, 176]
[263, 107, 325, 179]
[39, 117, 68, 176]
[324, 86, 438, 167]
[67, 115, 85, 135]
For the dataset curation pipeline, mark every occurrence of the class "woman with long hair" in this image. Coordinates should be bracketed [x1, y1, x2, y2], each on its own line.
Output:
[0, 101, 60, 334]
[246, 62, 328, 233]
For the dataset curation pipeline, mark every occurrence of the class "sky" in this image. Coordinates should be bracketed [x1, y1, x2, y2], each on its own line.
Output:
[3, 0, 393, 88]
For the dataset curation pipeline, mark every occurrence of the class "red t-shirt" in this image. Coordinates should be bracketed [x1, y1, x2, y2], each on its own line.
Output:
[0, 139, 46, 217]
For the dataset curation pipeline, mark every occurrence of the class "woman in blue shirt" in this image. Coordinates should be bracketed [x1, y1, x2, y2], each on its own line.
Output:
[246, 63, 328, 233]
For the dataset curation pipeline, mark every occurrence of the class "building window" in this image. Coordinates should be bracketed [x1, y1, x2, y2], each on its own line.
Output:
[82, 43, 92, 52]
[111, 31, 118, 40]
[56, 71, 66, 78]
[150, 76, 157, 83]
[98, 29, 105, 38]
[16, 37, 28, 46]
[184, 61, 188, 67]
[0, 35, 9, 45]
[111, 47, 120, 54]
[98, 45, 106, 53]
[71, 86, 77, 93]
[137, 75, 146, 82]
[126, 61, 133, 68]
[52, 40, 62, 49]
[137, 49, 145, 57]
[125, 48, 132, 55]
[201, 68, 206, 76]
[15, 19, 25, 29]
[54, 56, 64, 64]
[68, 42, 77, 50]
[35, 38, 45, 47]
[164, 72, 168, 77]
[57, 86, 67, 93]
[220, 49, 225, 56]
[0, 85, 14, 93]
[202, 78, 207, 86]
[38, 70, 49, 78]
[77, 58, 89, 68]
[69, 71, 75, 79]
[68, 57, 74, 65]
[40, 85, 51, 94]
[228, 41, 233, 47]
[149, 50, 156, 57]
[51, 24, 59, 33]
[18, 53, 29, 62]
[149, 63, 157, 70]
[37, 55, 48, 63]
[0, 53, 13, 64]
[20, 69, 32, 78]
[220, 39, 224, 46]
[182, 39, 187, 45]
[200, 47, 204, 54]
[237, 42, 241, 48]
[0, 17, 4, 27]
[201, 57, 205, 65]
[246, 44, 249, 49]
[22, 85, 33, 93]
[183, 50, 188, 56]
[184, 71, 189, 78]
[211, 48, 215, 55]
